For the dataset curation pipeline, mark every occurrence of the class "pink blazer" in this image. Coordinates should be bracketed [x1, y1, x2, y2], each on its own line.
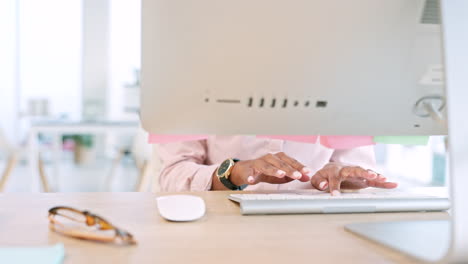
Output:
[156, 136, 376, 191]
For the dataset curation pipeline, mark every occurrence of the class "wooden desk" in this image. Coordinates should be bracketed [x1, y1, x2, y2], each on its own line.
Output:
[0, 192, 448, 264]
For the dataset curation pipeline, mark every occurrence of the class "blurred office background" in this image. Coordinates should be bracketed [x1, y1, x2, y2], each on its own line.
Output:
[0, 0, 154, 192]
[0, 0, 447, 193]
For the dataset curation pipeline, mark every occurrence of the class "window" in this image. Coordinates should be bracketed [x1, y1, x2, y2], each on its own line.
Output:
[19, 0, 82, 122]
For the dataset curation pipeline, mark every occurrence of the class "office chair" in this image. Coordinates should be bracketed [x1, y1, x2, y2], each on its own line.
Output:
[105, 125, 155, 192]
[0, 127, 50, 192]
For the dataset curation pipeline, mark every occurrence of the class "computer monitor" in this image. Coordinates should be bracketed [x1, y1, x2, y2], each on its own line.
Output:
[141, 0, 468, 262]
[141, 0, 446, 136]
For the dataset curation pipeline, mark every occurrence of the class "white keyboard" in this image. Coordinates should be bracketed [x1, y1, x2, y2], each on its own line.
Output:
[228, 190, 450, 215]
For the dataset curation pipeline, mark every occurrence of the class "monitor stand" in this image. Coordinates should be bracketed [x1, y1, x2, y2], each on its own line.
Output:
[346, 0, 468, 262]
[345, 220, 451, 262]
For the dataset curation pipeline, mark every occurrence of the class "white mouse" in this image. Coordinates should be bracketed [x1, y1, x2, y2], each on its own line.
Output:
[156, 195, 206, 222]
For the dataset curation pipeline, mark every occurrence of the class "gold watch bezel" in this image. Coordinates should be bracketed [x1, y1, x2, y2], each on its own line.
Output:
[217, 158, 236, 179]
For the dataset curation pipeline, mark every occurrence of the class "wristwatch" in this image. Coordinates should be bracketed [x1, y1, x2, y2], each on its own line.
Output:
[216, 158, 247, 190]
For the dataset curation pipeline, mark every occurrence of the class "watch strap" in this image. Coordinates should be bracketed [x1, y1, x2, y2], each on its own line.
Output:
[219, 176, 244, 190]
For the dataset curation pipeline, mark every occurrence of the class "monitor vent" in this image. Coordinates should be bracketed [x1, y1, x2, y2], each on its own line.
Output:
[421, 0, 440, 24]
[245, 97, 327, 109]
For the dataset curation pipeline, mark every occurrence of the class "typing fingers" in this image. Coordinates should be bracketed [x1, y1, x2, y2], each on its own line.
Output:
[340, 166, 382, 182]
[263, 154, 304, 180]
[252, 159, 288, 178]
[310, 171, 329, 191]
[311, 163, 397, 195]
[340, 178, 369, 189]
[328, 169, 343, 196]
[276, 152, 312, 181]
[245, 158, 298, 184]
[332, 166, 382, 195]
[248, 174, 295, 185]
[366, 180, 398, 189]
[367, 169, 387, 182]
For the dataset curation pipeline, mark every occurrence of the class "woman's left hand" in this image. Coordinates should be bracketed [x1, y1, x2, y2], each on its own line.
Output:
[310, 162, 398, 196]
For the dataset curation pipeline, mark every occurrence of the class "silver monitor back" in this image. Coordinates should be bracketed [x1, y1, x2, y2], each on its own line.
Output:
[141, 0, 446, 136]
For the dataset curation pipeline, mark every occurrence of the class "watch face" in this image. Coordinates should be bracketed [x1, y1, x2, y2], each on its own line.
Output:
[218, 159, 232, 177]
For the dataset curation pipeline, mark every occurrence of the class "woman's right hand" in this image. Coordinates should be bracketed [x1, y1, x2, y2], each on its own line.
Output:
[229, 152, 311, 186]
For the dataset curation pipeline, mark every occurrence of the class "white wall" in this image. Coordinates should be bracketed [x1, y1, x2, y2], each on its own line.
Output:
[0, 0, 19, 144]
[1, 0, 140, 146]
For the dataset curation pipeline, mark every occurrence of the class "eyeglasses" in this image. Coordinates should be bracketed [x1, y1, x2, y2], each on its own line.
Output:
[48, 206, 136, 245]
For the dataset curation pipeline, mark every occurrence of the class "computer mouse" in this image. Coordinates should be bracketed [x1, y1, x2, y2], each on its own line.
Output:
[156, 195, 206, 222]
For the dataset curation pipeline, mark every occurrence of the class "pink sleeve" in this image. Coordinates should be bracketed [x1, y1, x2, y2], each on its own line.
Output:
[157, 139, 219, 192]
[329, 145, 377, 171]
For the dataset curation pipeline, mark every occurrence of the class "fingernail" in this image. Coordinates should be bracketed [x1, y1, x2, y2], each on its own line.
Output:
[293, 171, 302, 179]
[276, 170, 286, 177]
[368, 172, 377, 179]
[247, 176, 255, 183]
[319, 181, 328, 190]
[302, 167, 312, 176]
[331, 190, 341, 196]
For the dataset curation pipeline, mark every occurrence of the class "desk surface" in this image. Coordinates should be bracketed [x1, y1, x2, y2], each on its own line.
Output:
[0, 192, 448, 264]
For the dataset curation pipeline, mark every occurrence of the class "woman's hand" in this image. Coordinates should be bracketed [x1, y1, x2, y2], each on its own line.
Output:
[310, 162, 398, 196]
[230, 152, 311, 186]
